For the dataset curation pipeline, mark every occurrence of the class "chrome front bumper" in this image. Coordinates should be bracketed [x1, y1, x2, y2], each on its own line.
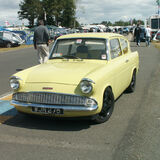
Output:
[11, 100, 98, 112]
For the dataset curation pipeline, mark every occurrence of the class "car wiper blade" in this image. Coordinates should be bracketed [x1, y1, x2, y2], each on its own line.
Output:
[62, 55, 82, 60]
[51, 56, 67, 59]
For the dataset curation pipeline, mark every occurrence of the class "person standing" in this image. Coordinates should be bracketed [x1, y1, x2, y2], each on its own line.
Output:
[134, 24, 142, 46]
[33, 20, 50, 64]
[145, 25, 152, 47]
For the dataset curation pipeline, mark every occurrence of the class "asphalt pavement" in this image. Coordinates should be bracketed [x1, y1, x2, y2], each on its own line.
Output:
[0, 46, 38, 95]
[0, 41, 160, 160]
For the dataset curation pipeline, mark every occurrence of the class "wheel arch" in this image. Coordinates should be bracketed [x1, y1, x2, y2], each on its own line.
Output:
[131, 67, 137, 79]
[103, 85, 115, 100]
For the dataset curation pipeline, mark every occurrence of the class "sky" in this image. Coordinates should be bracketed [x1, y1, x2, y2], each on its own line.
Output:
[0, 0, 158, 26]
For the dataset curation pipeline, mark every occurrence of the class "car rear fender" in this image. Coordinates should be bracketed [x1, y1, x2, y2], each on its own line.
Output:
[128, 68, 137, 83]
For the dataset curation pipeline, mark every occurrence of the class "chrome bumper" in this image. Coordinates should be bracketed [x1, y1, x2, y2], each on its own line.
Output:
[11, 100, 98, 112]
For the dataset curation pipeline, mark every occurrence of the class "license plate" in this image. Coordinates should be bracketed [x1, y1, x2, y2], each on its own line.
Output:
[31, 107, 64, 115]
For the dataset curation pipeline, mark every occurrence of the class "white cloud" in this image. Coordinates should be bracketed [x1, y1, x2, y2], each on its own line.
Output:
[0, 0, 27, 26]
[76, 0, 158, 24]
[0, 0, 158, 26]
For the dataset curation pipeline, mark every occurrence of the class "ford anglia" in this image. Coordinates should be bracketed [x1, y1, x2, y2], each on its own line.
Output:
[10, 33, 139, 123]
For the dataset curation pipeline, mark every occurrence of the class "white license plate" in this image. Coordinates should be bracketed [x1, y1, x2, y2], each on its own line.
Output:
[31, 107, 64, 115]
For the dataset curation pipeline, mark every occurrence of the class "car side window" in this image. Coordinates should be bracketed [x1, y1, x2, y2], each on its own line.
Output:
[110, 38, 122, 59]
[120, 38, 128, 54]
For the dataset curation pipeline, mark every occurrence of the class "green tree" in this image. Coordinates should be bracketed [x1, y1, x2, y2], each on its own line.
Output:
[156, 0, 160, 5]
[18, 0, 42, 27]
[101, 21, 113, 26]
[61, 0, 76, 27]
[18, 0, 78, 27]
[113, 20, 130, 26]
[42, 0, 57, 25]
[132, 19, 144, 25]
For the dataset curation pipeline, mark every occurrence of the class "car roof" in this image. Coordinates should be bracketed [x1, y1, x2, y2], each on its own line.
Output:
[57, 33, 125, 40]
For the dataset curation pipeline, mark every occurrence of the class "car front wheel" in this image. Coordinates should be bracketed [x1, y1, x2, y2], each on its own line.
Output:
[93, 87, 114, 124]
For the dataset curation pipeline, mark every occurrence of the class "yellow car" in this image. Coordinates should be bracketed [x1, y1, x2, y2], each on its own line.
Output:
[10, 33, 139, 123]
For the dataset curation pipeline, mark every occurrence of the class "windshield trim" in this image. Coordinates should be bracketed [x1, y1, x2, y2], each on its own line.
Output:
[49, 37, 108, 60]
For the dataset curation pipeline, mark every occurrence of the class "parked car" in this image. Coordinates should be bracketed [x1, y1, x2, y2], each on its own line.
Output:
[53, 27, 68, 40]
[11, 30, 27, 42]
[0, 37, 20, 48]
[129, 27, 135, 33]
[123, 27, 129, 34]
[0, 31, 24, 44]
[118, 28, 123, 34]
[10, 33, 139, 123]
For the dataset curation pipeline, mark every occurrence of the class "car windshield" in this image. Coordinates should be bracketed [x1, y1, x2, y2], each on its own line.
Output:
[50, 38, 107, 60]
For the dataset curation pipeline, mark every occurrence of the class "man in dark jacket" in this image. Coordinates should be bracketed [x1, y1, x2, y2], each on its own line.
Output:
[33, 20, 49, 63]
[134, 24, 142, 46]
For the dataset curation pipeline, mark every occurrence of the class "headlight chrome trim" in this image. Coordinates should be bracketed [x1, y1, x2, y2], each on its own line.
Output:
[10, 76, 22, 90]
[80, 78, 95, 94]
[81, 78, 95, 84]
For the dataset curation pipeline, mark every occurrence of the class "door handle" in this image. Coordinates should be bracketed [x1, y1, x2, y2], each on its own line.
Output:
[125, 59, 129, 63]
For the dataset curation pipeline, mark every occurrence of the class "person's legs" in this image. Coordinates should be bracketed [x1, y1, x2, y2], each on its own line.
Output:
[37, 45, 43, 64]
[146, 37, 150, 47]
[136, 36, 140, 46]
[136, 36, 139, 45]
[146, 37, 148, 46]
[37, 44, 49, 63]
[138, 36, 140, 46]
[41, 44, 49, 63]
[148, 37, 150, 46]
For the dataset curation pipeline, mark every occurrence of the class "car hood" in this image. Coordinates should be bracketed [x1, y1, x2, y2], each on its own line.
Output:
[24, 60, 106, 85]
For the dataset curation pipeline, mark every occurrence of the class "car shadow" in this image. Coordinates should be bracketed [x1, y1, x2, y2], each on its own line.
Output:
[3, 112, 95, 131]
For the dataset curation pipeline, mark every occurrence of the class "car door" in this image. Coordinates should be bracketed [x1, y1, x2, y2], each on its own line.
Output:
[119, 38, 132, 85]
[108, 38, 129, 97]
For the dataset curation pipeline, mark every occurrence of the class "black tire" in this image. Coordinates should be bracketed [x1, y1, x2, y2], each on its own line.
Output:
[93, 87, 114, 124]
[126, 70, 136, 93]
[6, 43, 11, 48]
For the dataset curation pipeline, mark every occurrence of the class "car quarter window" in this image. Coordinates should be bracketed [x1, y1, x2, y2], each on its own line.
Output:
[120, 38, 128, 54]
[110, 38, 122, 59]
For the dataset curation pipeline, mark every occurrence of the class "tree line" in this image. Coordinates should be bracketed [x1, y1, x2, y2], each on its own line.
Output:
[18, 0, 78, 28]
[99, 19, 144, 27]
[18, 0, 150, 28]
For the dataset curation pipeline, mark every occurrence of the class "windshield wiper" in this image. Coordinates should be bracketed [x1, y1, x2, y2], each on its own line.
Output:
[51, 56, 67, 59]
[62, 55, 82, 60]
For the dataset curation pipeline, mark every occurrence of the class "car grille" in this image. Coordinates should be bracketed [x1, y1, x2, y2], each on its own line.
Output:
[12, 92, 87, 106]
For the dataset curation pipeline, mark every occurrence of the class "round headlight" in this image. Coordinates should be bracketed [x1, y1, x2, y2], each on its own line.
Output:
[80, 80, 93, 94]
[10, 78, 20, 90]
